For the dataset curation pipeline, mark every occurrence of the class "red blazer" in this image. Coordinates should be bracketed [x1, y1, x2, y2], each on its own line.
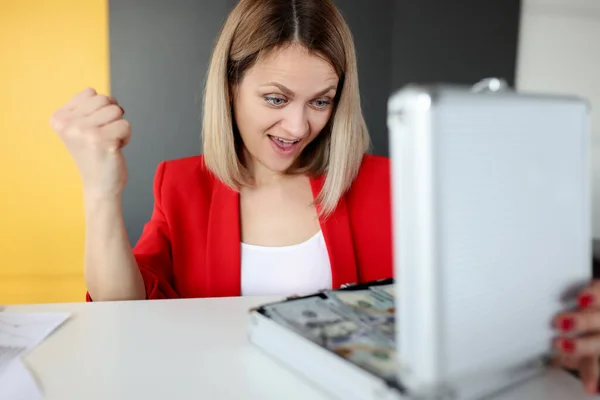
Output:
[88, 154, 393, 300]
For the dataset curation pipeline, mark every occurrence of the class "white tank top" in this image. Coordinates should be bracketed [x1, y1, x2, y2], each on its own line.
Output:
[240, 231, 332, 296]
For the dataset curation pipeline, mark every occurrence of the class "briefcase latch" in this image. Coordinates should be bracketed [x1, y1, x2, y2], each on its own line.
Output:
[471, 77, 509, 93]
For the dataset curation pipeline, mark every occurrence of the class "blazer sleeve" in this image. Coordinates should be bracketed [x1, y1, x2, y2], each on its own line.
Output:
[85, 161, 179, 301]
[131, 161, 180, 299]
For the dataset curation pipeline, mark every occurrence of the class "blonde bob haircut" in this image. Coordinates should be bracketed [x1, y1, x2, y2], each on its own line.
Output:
[202, 0, 370, 216]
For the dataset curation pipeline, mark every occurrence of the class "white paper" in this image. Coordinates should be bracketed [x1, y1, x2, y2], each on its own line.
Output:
[0, 312, 70, 350]
[0, 359, 43, 400]
[0, 312, 70, 399]
[0, 344, 26, 376]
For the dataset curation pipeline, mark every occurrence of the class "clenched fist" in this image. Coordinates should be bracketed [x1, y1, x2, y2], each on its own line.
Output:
[50, 88, 131, 199]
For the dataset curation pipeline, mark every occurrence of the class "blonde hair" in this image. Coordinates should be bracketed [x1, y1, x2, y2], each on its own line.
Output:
[202, 0, 370, 216]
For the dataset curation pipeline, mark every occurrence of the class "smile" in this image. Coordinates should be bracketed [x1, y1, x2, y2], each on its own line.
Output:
[268, 135, 300, 146]
[268, 134, 301, 156]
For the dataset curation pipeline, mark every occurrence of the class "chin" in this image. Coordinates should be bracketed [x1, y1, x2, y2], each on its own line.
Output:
[245, 138, 308, 176]
[262, 139, 305, 172]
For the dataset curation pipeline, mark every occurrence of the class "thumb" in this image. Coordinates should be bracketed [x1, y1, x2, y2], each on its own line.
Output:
[579, 356, 599, 395]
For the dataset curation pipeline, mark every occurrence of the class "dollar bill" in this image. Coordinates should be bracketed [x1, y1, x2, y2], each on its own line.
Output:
[262, 296, 351, 343]
[316, 311, 399, 383]
[370, 284, 395, 300]
[328, 289, 395, 316]
[330, 337, 398, 382]
[261, 290, 400, 385]
[327, 289, 394, 329]
[319, 320, 361, 343]
[323, 290, 395, 344]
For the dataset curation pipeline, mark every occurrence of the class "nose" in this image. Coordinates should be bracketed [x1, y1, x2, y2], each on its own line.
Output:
[280, 105, 309, 138]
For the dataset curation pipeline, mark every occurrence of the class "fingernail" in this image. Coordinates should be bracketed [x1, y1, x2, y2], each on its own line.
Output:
[559, 317, 575, 332]
[560, 338, 576, 353]
[579, 294, 594, 309]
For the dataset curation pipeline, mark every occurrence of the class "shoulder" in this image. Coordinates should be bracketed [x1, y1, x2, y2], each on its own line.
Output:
[158, 154, 212, 183]
[159, 154, 205, 175]
[152, 155, 219, 201]
[356, 154, 389, 178]
[348, 154, 390, 200]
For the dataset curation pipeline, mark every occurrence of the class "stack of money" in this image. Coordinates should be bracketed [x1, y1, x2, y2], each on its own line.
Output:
[261, 283, 399, 385]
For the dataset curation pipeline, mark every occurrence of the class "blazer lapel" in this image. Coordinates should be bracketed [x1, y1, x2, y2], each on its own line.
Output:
[310, 176, 358, 289]
[206, 179, 241, 297]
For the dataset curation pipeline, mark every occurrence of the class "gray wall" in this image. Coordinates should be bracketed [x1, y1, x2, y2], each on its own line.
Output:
[335, 0, 395, 157]
[109, 0, 237, 242]
[391, 0, 521, 90]
[109, 0, 521, 242]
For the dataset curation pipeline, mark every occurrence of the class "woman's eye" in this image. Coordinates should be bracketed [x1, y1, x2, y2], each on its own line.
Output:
[264, 96, 287, 107]
[312, 99, 332, 110]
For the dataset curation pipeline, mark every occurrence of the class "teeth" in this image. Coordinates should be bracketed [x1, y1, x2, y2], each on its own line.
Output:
[271, 136, 298, 144]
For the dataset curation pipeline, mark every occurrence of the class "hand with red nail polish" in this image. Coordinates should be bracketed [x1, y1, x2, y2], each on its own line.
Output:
[553, 280, 600, 395]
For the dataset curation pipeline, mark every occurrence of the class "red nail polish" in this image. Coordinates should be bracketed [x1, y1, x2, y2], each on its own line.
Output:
[561, 338, 576, 353]
[560, 317, 575, 332]
[579, 294, 594, 309]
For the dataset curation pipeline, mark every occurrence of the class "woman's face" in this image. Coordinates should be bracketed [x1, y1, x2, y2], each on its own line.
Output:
[232, 44, 339, 177]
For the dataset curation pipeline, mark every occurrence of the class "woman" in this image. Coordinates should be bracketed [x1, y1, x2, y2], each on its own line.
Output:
[49, 0, 600, 394]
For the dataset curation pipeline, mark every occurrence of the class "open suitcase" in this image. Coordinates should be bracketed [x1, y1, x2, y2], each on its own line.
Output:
[248, 80, 592, 400]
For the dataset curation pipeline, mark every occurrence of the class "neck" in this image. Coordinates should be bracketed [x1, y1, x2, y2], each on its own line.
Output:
[243, 154, 286, 188]
[252, 164, 286, 187]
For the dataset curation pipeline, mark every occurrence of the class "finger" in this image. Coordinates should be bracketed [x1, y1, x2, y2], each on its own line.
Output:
[99, 119, 131, 152]
[50, 88, 100, 131]
[59, 87, 97, 112]
[555, 334, 600, 358]
[52, 97, 123, 133]
[83, 104, 124, 127]
[576, 280, 600, 309]
[554, 310, 600, 334]
[77, 95, 119, 117]
[578, 290, 597, 309]
[578, 356, 600, 395]
[552, 353, 582, 370]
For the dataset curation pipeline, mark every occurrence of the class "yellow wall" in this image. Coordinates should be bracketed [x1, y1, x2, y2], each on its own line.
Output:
[0, 0, 109, 304]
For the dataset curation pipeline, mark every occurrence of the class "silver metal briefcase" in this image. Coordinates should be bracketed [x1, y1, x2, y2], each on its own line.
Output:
[388, 80, 591, 399]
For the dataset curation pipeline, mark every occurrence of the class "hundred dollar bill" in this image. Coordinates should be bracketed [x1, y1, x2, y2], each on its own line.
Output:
[328, 289, 394, 317]
[369, 283, 395, 300]
[330, 336, 398, 383]
[327, 289, 394, 326]
[261, 296, 353, 343]
[260, 293, 399, 384]
[325, 289, 396, 343]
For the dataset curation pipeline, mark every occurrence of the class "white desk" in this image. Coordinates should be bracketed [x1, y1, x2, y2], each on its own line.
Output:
[5, 297, 597, 400]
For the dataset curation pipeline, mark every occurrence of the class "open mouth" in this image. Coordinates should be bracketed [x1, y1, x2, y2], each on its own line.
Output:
[268, 134, 301, 156]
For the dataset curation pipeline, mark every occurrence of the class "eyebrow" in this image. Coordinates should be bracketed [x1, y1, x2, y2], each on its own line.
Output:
[261, 82, 337, 97]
